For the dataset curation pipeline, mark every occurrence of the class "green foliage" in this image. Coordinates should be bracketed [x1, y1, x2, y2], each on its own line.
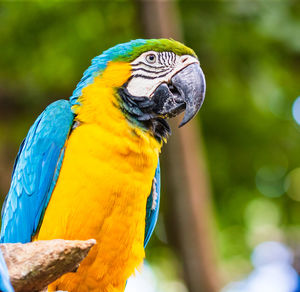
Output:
[0, 1, 137, 105]
[180, 0, 300, 280]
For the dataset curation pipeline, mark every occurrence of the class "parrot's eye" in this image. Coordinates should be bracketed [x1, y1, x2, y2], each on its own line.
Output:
[146, 54, 156, 64]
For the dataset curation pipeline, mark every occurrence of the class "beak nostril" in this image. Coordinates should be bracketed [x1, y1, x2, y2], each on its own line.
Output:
[168, 84, 180, 96]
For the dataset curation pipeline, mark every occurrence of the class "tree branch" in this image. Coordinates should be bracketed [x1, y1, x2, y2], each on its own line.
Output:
[0, 239, 96, 292]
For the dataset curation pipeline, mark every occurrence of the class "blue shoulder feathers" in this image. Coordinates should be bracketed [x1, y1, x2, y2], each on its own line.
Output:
[0, 100, 74, 243]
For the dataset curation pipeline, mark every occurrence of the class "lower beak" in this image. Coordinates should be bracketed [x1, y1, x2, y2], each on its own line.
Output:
[152, 63, 206, 127]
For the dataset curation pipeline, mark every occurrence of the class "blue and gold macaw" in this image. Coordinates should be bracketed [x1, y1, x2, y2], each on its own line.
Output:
[0, 39, 205, 291]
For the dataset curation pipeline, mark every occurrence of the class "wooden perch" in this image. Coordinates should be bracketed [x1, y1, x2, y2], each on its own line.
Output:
[0, 239, 96, 292]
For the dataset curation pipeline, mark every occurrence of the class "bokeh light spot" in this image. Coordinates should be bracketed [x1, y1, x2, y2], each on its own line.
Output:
[255, 166, 286, 198]
[244, 198, 282, 246]
[285, 168, 300, 201]
[245, 198, 280, 228]
[292, 96, 300, 125]
[251, 241, 293, 268]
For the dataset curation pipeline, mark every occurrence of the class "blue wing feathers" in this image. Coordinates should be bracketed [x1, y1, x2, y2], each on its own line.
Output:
[144, 160, 161, 247]
[0, 100, 74, 243]
[1, 97, 161, 249]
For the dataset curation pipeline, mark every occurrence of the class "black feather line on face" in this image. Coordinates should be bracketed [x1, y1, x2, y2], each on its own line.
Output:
[117, 84, 171, 142]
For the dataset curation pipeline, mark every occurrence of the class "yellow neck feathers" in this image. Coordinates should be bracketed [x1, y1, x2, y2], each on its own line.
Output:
[72, 61, 162, 157]
[72, 62, 131, 125]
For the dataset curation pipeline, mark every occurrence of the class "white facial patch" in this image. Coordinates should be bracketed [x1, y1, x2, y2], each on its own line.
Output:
[126, 51, 199, 98]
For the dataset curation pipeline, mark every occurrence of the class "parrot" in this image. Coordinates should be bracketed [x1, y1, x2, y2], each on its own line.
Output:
[0, 39, 206, 292]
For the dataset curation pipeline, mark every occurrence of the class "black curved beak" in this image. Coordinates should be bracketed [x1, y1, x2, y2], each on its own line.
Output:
[152, 63, 206, 127]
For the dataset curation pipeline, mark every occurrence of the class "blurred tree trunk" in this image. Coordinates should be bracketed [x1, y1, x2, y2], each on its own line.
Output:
[136, 1, 220, 292]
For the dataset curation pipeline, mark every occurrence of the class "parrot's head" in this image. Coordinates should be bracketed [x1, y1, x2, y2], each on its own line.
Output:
[71, 39, 206, 142]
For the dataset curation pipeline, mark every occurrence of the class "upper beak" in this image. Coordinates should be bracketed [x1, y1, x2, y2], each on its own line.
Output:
[151, 62, 206, 127]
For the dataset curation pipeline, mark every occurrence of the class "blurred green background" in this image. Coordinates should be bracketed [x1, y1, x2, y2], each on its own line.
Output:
[1, 1, 300, 291]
